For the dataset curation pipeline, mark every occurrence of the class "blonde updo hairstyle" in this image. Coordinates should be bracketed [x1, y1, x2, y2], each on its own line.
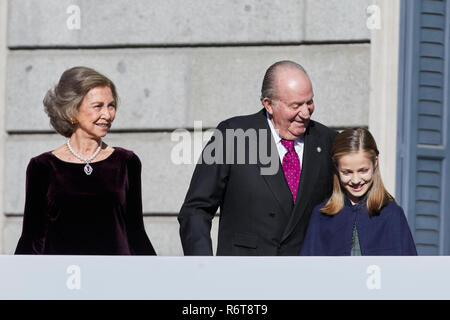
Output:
[43, 66, 118, 137]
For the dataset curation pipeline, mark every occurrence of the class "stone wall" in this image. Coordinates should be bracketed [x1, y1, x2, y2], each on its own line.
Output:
[2, 0, 371, 255]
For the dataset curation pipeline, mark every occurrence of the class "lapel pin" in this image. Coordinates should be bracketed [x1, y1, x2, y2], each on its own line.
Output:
[317, 146, 322, 153]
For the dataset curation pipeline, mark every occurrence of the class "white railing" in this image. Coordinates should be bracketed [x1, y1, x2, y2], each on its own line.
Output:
[1, 256, 449, 300]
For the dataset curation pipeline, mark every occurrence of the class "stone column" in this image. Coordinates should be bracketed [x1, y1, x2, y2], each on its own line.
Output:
[0, 0, 8, 252]
[369, 0, 401, 195]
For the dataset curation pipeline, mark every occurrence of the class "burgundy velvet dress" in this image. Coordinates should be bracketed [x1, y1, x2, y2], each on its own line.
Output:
[15, 147, 156, 255]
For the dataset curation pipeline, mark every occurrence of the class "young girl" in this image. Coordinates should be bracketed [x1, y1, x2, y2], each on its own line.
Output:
[300, 128, 417, 256]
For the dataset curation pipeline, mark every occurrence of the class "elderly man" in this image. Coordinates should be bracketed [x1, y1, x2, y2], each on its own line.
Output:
[178, 60, 337, 255]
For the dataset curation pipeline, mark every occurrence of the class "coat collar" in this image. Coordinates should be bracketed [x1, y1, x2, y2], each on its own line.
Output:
[254, 109, 294, 218]
[253, 109, 326, 235]
[282, 121, 324, 241]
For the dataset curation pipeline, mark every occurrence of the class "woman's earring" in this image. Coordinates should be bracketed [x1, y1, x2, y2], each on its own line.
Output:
[70, 118, 78, 125]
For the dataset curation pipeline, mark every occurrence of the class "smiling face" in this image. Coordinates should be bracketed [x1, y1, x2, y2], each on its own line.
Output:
[263, 67, 314, 140]
[73, 86, 116, 139]
[337, 150, 378, 204]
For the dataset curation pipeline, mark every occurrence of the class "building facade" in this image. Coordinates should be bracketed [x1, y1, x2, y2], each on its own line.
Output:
[3, 0, 438, 256]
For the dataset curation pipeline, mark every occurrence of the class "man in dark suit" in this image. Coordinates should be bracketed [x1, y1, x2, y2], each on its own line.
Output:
[178, 60, 337, 255]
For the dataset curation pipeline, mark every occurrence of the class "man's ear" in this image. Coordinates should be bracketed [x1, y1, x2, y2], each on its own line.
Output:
[262, 97, 274, 116]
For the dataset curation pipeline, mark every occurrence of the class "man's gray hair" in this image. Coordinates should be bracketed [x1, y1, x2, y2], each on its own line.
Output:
[260, 60, 308, 101]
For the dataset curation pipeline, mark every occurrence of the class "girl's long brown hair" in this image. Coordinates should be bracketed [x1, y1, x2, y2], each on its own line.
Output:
[321, 128, 394, 216]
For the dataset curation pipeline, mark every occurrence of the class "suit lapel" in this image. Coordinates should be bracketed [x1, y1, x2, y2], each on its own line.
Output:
[282, 125, 321, 241]
[254, 109, 293, 218]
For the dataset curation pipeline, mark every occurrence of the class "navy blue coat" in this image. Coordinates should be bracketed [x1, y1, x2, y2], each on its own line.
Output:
[300, 197, 417, 256]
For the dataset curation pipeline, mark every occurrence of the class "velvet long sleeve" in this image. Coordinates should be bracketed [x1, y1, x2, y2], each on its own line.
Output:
[15, 158, 50, 254]
[15, 147, 156, 255]
[123, 154, 156, 255]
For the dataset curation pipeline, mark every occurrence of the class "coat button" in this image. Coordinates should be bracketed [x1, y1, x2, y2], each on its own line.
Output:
[269, 212, 276, 217]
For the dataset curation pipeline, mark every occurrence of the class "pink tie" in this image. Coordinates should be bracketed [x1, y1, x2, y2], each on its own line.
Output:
[281, 139, 301, 203]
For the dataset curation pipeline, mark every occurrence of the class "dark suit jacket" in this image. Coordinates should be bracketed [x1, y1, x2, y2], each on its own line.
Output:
[178, 108, 337, 255]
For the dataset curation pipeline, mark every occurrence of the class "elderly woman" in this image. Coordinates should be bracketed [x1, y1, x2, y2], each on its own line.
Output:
[15, 66, 156, 255]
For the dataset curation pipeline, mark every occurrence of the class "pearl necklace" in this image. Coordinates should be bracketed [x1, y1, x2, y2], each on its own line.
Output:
[66, 139, 102, 175]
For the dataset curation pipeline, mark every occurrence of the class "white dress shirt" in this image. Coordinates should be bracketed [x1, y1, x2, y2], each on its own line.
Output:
[266, 111, 304, 166]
